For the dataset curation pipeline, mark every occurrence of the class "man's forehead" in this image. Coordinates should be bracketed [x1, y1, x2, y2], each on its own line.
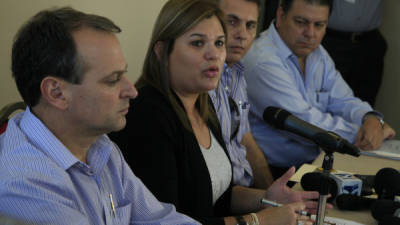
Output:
[287, 1, 329, 22]
[220, 0, 259, 21]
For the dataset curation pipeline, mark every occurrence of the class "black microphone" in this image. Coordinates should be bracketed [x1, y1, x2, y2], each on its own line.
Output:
[354, 174, 375, 196]
[379, 215, 400, 225]
[374, 168, 400, 200]
[371, 199, 400, 221]
[301, 172, 338, 201]
[263, 107, 360, 156]
[335, 194, 376, 211]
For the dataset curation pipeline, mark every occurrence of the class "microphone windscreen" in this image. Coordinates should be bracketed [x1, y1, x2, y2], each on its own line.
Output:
[374, 168, 400, 199]
[371, 199, 400, 221]
[300, 172, 338, 200]
[354, 174, 375, 196]
[335, 194, 376, 211]
[379, 215, 400, 225]
[262, 107, 291, 129]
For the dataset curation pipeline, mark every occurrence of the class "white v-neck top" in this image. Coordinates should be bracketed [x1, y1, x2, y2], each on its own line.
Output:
[199, 130, 232, 205]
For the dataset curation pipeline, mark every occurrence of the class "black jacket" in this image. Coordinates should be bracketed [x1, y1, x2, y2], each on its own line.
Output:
[109, 85, 233, 225]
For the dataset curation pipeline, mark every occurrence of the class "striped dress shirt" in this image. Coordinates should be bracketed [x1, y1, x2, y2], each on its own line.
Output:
[0, 107, 199, 225]
[209, 63, 254, 187]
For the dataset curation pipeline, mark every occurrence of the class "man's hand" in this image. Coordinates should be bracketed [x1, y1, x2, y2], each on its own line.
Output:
[355, 116, 395, 150]
[383, 123, 396, 140]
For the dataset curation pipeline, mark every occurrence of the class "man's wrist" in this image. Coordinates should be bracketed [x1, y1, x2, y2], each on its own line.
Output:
[363, 111, 384, 129]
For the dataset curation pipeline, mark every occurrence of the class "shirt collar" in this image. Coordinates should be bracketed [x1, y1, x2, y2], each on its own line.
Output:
[223, 62, 245, 79]
[230, 61, 244, 72]
[20, 107, 112, 172]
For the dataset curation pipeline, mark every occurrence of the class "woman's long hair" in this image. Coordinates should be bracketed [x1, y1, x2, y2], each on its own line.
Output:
[137, 0, 226, 131]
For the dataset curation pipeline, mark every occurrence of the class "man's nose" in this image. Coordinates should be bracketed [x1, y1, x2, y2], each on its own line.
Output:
[121, 76, 138, 99]
[234, 24, 249, 41]
[304, 24, 315, 38]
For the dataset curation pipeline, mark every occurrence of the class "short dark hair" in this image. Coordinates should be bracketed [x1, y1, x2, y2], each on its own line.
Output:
[280, 0, 333, 15]
[12, 7, 121, 107]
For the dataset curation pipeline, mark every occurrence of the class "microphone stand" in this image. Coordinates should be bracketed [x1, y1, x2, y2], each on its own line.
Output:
[315, 151, 334, 225]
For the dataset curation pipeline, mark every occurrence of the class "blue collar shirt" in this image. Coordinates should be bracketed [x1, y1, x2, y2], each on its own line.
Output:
[209, 63, 253, 187]
[0, 107, 199, 225]
[242, 24, 373, 167]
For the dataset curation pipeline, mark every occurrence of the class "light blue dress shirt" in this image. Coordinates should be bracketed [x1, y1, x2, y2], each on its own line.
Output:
[242, 24, 373, 168]
[209, 63, 253, 187]
[0, 107, 199, 225]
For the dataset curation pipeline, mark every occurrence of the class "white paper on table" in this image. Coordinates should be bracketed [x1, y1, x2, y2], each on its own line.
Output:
[360, 139, 400, 160]
[311, 215, 366, 225]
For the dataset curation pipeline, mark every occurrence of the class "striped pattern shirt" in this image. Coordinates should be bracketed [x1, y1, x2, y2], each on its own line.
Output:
[0, 107, 199, 225]
[209, 63, 253, 187]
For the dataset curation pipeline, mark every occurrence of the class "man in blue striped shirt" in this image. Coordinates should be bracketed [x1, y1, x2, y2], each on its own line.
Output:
[210, 0, 274, 189]
[0, 7, 199, 225]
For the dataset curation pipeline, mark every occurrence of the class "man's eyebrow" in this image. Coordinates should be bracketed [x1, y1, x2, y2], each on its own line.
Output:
[227, 14, 257, 24]
[107, 64, 128, 77]
[247, 20, 257, 25]
[226, 14, 240, 21]
[294, 16, 328, 24]
[294, 16, 309, 22]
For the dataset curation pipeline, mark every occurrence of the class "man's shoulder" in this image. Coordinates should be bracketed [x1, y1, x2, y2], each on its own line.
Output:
[0, 148, 73, 199]
[249, 31, 279, 56]
[0, 117, 69, 184]
[243, 31, 285, 69]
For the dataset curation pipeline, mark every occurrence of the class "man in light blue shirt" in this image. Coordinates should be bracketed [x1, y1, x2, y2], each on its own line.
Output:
[242, 0, 395, 178]
[209, 0, 274, 188]
[0, 7, 199, 225]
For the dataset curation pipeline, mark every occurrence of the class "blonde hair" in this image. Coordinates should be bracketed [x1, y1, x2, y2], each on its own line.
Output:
[137, 0, 226, 131]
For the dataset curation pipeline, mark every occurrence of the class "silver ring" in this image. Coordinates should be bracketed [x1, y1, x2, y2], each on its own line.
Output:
[297, 220, 305, 225]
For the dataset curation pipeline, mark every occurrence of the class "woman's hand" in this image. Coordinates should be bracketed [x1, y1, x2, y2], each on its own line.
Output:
[264, 167, 331, 213]
[256, 202, 313, 225]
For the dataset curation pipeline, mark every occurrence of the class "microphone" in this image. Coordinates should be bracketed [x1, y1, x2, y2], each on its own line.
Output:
[263, 107, 360, 156]
[371, 199, 400, 221]
[374, 168, 400, 200]
[354, 174, 375, 196]
[379, 215, 400, 225]
[301, 172, 338, 201]
[335, 194, 376, 211]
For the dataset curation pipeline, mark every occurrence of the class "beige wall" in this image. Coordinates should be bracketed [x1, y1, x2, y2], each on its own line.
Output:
[376, 0, 400, 133]
[0, 0, 167, 106]
[1, 0, 400, 133]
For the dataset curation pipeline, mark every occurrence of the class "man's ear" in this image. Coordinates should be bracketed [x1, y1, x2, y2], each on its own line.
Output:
[275, 6, 285, 29]
[153, 41, 164, 61]
[40, 76, 69, 110]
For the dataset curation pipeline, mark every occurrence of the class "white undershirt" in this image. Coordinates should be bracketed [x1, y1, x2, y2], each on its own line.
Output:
[199, 130, 232, 205]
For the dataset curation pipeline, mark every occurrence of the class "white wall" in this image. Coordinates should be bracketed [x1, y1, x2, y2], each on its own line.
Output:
[1, 0, 400, 133]
[0, 0, 167, 107]
[376, 0, 400, 132]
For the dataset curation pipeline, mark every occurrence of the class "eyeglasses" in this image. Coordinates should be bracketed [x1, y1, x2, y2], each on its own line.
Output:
[229, 97, 240, 141]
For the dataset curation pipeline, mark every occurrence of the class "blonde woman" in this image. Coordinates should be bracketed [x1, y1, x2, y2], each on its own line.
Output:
[110, 0, 320, 224]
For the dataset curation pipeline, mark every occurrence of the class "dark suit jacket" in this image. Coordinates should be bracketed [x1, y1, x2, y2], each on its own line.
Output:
[109, 85, 233, 225]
